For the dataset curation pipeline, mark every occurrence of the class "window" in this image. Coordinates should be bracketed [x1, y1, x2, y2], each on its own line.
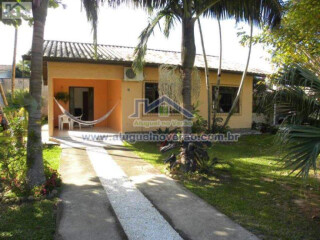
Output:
[145, 83, 159, 113]
[212, 86, 239, 113]
[144, 82, 178, 114]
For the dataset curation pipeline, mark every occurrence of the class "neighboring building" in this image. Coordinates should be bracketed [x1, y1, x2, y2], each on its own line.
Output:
[0, 65, 12, 78]
[23, 40, 269, 137]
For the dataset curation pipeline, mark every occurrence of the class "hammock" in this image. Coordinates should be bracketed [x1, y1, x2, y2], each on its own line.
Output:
[54, 98, 119, 126]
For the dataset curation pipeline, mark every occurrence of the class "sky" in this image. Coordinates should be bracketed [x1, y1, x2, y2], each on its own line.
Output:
[0, 0, 271, 71]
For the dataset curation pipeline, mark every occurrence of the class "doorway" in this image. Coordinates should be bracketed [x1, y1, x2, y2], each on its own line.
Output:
[69, 87, 94, 121]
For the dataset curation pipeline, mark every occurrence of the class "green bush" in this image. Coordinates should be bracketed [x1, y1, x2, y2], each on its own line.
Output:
[212, 117, 229, 134]
[192, 102, 207, 134]
[0, 137, 27, 193]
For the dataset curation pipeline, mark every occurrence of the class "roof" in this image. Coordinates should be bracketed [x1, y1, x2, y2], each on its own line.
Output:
[0, 65, 12, 78]
[24, 40, 270, 75]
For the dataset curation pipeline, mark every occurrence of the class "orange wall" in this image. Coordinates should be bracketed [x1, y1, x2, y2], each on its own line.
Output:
[53, 78, 121, 128]
[107, 80, 122, 132]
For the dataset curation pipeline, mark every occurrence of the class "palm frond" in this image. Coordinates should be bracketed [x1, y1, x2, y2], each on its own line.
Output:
[279, 125, 320, 177]
[130, 0, 178, 11]
[202, 0, 283, 28]
[273, 65, 320, 124]
[163, 13, 179, 37]
[81, 0, 103, 55]
[132, 8, 171, 71]
[257, 65, 320, 125]
[273, 64, 320, 92]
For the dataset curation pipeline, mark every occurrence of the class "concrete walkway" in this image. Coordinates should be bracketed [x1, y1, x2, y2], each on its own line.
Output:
[55, 147, 127, 240]
[105, 142, 259, 240]
[87, 146, 182, 240]
[55, 135, 258, 240]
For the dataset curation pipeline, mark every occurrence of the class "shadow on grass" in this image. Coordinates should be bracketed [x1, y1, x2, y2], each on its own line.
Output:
[0, 199, 57, 240]
[126, 135, 320, 240]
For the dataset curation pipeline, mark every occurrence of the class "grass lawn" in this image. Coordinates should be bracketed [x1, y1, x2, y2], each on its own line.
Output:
[125, 135, 320, 240]
[0, 145, 61, 240]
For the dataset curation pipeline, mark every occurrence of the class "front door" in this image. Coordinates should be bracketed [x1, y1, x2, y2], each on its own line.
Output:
[69, 87, 94, 121]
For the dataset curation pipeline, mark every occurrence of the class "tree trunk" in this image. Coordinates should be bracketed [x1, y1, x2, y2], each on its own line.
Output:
[180, 17, 196, 170]
[11, 26, 18, 98]
[26, 0, 49, 187]
[0, 83, 8, 106]
[223, 19, 253, 128]
[181, 17, 196, 134]
[197, 19, 210, 132]
[212, 18, 222, 131]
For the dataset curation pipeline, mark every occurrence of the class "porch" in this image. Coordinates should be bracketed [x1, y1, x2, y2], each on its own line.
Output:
[49, 77, 122, 137]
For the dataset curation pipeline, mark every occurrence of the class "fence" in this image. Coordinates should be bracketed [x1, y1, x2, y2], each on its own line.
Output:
[0, 78, 48, 116]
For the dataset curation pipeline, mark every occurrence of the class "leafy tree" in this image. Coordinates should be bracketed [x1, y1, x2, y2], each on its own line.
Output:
[241, 0, 320, 75]
[240, 0, 320, 176]
[16, 60, 31, 78]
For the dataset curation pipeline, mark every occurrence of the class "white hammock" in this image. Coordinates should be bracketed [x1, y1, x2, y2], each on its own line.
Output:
[54, 98, 119, 126]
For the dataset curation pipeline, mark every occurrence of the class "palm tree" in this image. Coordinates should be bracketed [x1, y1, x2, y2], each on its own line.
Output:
[132, 0, 282, 168]
[212, 18, 222, 130]
[223, 18, 253, 127]
[25, 0, 101, 187]
[26, 0, 49, 187]
[197, 19, 211, 131]
[11, 26, 18, 98]
[132, 0, 282, 135]
[260, 65, 320, 177]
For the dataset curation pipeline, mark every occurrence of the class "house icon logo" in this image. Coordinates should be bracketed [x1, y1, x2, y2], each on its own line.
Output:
[129, 95, 194, 119]
[2, 2, 32, 20]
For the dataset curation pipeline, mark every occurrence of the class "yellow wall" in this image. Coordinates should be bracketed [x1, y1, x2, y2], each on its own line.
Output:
[47, 62, 253, 136]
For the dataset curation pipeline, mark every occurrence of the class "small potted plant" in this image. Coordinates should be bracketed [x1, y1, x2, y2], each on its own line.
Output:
[55, 92, 69, 104]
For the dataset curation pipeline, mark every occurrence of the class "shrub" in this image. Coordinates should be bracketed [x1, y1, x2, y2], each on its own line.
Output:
[254, 122, 278, 134]
[0, 139, 27, 193]
[164, 141, 218, 174]
[41, 168, 61, 195]
[155, 127, 179, 134]
[192, 102, 207, 134]
[212, 117, 229, 134]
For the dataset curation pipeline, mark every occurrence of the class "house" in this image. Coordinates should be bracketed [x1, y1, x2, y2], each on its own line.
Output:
[23, 40, 268, 137]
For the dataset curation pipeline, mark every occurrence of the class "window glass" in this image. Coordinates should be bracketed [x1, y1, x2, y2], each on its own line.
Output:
[144, 83, 178, 114]
[145, 83, 159, 113]
[212, 86, 239, 113]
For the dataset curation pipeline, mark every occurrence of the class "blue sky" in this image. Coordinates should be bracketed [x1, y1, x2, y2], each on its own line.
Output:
[0, 0, 271, 71]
